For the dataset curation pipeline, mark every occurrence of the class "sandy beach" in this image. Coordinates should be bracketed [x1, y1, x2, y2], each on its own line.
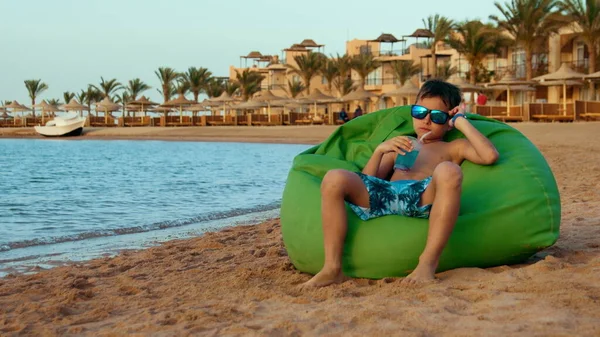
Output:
[1, 122, 600, 336]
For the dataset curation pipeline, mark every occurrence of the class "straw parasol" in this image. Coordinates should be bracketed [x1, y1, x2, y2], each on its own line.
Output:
[3, 101, 31, 126]
[233, 99, 268, 110]
[533, 63, 587, 114]
[207, 92, 237, 116]
[128, 96, 158, 116]
[447, 74, 485, 92]
[95, 97, 122, 125]
[382, 80, 421, 106]
[487, 74, 536, 114]
[160, 94, 195, 123]
[61, 98, 89, 117]
[341, 87, 380, 101]
[254, 90, 287, 122]
[383, 80, 420, 97]
[584, 70, 600, 80]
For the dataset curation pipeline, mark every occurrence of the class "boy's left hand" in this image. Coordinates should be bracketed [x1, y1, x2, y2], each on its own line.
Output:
[448, 105, 466, 129]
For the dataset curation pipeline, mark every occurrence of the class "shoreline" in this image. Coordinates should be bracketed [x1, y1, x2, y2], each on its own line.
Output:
[0, 125, 339, 145]
[1, 122, 600, 335]
[2, 122, 600, 146]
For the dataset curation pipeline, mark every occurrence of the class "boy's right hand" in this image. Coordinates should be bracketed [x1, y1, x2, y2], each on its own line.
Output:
[376, 136, 414, 155]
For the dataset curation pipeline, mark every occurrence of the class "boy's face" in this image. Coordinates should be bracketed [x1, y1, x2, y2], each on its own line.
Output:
[412, 96, 451, 141]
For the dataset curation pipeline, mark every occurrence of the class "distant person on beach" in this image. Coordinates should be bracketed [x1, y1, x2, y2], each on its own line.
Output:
[476, 91, 488, 106]
[354, 105, 363, 118]
[302, 79, 499, 288]
[338, 107, 350, 123]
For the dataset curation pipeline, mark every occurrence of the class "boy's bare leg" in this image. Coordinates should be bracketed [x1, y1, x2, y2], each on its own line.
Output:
[301, 169, 370, 288]
[403, 162, 462, 285]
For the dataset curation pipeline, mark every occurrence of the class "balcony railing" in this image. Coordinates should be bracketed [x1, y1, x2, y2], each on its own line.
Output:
[562, 59, 589, 74]
[260, 84, 287, 91]
[363, 49, 407, 57]
[364, 77, 400, 86]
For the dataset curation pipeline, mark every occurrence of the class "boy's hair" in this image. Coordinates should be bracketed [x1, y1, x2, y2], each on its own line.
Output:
[415, 79, 462, 111]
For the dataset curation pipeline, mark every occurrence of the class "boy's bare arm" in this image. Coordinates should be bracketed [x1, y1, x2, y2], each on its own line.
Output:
[453, 117, 499, 165]
[362, 149, 394, 178]
[363, 136, 412, 178]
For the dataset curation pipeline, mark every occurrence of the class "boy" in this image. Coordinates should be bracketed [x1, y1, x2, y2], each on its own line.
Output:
[302, 79, 499, 288]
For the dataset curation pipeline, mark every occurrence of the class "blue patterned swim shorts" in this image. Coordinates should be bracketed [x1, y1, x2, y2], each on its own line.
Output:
[348, 172, 433, 221]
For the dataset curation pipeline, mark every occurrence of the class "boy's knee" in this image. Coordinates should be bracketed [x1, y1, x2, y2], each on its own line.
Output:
[433, 162, 463, 187]
[321, 169, 350, 195]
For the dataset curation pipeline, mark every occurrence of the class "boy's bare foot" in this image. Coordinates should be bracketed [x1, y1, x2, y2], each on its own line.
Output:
[401, 261, 438, 286]
[300, 268, 344, 289]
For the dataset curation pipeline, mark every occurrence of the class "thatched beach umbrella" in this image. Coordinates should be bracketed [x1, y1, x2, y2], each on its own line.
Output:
[160, 95, 195, 123]
[533, 64, 587, 114]
[3, 101, 31, 126]
[61, 98, 89, 117]
[128, 96, 158, 116]
[341, 87, 380, 114]
[95, 97, 121, 125]
[233, 99, 268, 114]
[254, 90, 287, 122]
[207, 92, 236, 116]
[383, 80, 420, 106]
[487, 74, 536, 114]
[341, 87, 380, 101]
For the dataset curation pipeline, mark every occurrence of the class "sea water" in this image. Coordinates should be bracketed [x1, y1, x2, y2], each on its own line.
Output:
[0, 139, 310, 275]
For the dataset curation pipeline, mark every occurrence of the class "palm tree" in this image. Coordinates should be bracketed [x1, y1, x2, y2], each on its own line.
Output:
[113, 91, 130, 117]
[224, 81, 240, 97]
[436, 63, 459, 80]
[184, 67, 212, 102]
[126, 78, 151, 101]
[320, 58, 339, 95]
[286, 79, 306, 98]
[84, 85, 103, 117]
[24, 79, 49, 119]
[175, 79, 190, 96]
[333, 54, 352, 97]
[491, 0, 562, 80]
[206, 78, 225, 98]
[422, 14, 454, 77]
[235, 69, 265, 100]
[47, 99, 61, 111]
[155, 67, 180, 103]
[351, 54, 381, 89]
[333, 77, 357, 96]
[559, 0, 600, 73]
[93, 77, 123, 99]
[388, 60, 421, 86]
[448, 21, 503, 84]
[286, 52, 326, 94]
[63, 91, 75, 105]
[76, 90, 87, 105]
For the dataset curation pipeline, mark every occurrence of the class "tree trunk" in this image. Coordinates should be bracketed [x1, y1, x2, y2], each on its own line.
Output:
[194, 91, 199, 103]
[525, 48, 533, 80]
[304, 76, 311, 95]
[31, 98, 36, 120]
[587, 42, 596, 74]
[431, 45, 437, 78]
[469, 63, 477, 85]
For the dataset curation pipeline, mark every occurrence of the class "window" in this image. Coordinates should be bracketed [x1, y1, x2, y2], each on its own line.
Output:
[366, 67, 382, 86]
[511, 49, 526, 78]
[359, 45, 372, 55]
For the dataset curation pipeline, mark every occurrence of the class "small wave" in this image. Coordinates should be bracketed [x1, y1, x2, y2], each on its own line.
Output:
[1, 202, 280, 252]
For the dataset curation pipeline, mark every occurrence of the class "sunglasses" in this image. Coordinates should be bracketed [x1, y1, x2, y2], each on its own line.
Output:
[411, 105, 450, 125]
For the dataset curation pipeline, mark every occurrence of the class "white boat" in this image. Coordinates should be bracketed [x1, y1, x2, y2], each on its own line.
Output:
[34, 113, 86, 137]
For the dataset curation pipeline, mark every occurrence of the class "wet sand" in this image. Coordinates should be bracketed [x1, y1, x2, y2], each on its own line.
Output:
[1, 122, 600, 336]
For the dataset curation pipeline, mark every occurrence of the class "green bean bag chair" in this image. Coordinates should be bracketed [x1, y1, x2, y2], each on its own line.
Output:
[281, 105, 560, 279]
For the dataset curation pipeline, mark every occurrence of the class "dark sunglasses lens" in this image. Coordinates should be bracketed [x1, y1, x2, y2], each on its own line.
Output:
[411, 105, 428, 119]
[431, 111, 449, 124]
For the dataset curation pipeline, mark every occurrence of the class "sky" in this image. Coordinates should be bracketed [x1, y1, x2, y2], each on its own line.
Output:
[0, 0, 501, 104]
